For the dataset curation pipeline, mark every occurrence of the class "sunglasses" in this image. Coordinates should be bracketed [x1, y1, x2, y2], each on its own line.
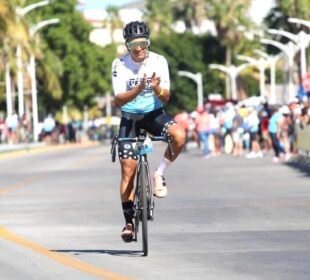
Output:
[126, 40, 149, 50]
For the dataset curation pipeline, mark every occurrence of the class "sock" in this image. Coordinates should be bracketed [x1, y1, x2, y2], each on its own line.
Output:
[155, 157, 172, 176]
[122, 201, 134, 225]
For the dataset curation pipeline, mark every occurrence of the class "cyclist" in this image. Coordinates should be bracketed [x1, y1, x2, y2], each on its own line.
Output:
[111, 21, 186, 241]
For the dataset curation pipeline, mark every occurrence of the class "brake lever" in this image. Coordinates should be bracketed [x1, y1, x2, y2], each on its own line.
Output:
[111, 136, 118, 162]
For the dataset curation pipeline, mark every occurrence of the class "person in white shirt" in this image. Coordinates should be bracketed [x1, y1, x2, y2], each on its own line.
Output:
[111, 21, 186, 241]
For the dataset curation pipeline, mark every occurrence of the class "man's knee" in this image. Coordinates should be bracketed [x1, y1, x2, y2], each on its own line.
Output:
[120, 160, 136, 180]
[169, 124, 186, 146]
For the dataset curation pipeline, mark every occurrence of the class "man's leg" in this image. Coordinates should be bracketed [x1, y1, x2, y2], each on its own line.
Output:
[154, 123, 186, 198]
[120, 158, 136, 241]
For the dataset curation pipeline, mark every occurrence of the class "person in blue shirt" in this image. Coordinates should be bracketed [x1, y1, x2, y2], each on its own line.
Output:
[268, 106, 285, 162]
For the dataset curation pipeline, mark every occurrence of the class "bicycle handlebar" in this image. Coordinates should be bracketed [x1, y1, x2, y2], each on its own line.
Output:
[118, 135, 167, 142]
[111, 134, 174, 162]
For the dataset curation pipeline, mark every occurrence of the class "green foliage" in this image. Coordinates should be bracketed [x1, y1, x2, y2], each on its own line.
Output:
[2, 0, 288, 117]
[275, 0, 310, 20]
[24, 0, 115, 114]
[151, 32, 226, 115]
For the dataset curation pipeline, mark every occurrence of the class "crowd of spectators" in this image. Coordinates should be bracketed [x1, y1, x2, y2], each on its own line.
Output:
[1, 97, 309, 162]
[174, 97, 310, 163]
[0, 112, 86, 145]
[0, 110, 118, 146]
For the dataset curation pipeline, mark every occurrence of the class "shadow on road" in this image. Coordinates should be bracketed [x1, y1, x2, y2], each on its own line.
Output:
[286, 156, 310, 177]
[52, 249, 143, 257]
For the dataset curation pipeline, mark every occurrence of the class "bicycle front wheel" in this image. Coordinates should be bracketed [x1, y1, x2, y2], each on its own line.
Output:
[137, 161, 148, 256]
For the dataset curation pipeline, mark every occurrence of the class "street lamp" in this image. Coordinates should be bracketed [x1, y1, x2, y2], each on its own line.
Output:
[268, 28, 310, 78]
[237, 54, 267, 98]
[253, 49, 283, 104]
[16, 0, 50, 16]
[260, 38, 298, 102]
[288, 18, 310, 29]
[29, 18, 60, 142]
[15, 1, 51, 118]
[177, 71, 203, 107]
[209, 63, 250, 100]
[5, 61, 13, 117]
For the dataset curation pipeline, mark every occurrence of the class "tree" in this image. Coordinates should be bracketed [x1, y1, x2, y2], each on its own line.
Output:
[0, 0, 30, 110]
[105, 6, 123, 44]
[24, 0, 114, 117]
[276, 0, 309, 20]
[150, 32, 226, 115]
[145, 0, 175, 35]
[205, 0, 255, 98]
[170, 0, 207, 32]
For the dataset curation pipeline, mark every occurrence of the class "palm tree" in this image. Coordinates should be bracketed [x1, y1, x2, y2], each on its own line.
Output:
[145, 0, 175, 35]
[0, 0, 30, 113]
[105, 5, 123, 44]
[170, 0, 207, 32]
[206, 0, 254, 98]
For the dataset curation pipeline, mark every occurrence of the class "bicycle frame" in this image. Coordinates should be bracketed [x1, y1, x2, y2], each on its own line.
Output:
[111, 132, 174, 256]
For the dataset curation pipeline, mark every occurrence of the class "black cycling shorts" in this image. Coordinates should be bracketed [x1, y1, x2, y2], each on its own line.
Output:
[118, 109, 176, 160]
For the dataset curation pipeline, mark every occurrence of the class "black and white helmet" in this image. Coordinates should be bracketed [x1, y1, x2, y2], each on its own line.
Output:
[123, 21, 150, 41]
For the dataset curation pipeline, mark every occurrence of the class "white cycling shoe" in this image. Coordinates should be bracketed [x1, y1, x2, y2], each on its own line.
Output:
[153, 174, 168, 198]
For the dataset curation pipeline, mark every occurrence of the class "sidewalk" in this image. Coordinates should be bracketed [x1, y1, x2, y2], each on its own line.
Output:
[0, 141, 102, 158]
[0, 142, 47, 154]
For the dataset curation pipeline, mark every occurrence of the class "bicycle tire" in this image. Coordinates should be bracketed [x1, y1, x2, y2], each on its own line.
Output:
[134, 189, 140, 242]
[138, 161, 148, 256]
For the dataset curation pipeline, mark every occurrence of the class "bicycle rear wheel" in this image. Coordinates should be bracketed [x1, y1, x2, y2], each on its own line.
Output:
[137, 161, 148, 256]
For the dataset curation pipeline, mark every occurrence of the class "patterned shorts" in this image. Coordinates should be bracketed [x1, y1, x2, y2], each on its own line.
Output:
[118, 109, 176, 160]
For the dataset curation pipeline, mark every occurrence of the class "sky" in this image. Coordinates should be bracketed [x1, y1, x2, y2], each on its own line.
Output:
[249, 0, 275, 24]
[78, 0, 137, 9]
[79, 0, 275, 24]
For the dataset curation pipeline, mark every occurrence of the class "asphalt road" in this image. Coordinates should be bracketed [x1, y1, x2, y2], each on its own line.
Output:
[0, 143, 309, 280]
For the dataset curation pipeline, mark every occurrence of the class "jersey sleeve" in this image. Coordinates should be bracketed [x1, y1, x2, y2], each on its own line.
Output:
[159, 55, 170, 91]
[111, 58, 127, 96]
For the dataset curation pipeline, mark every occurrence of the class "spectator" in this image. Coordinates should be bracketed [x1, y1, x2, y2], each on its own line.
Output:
[259, 110, 272, 154]
[6, 111, 19, 144]
[245, 107, 263, 159]
[232, 108, 244, 157]
[195, 105, 211, 158]
[42, 114, 56, 144]
[222, 102, 235, 154]
[268, 106, 286, 163]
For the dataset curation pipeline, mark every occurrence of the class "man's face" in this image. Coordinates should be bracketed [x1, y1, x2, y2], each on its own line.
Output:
[126, 37, 149, 62]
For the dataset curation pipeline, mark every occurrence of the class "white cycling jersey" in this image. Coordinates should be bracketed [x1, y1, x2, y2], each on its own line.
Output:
[111, 51, 170, 113]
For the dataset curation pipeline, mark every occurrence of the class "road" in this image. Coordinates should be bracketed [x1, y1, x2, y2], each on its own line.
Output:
[0, 143, 309, 280]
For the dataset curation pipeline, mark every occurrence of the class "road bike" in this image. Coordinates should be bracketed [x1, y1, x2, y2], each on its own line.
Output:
[111, 130, 173, 256]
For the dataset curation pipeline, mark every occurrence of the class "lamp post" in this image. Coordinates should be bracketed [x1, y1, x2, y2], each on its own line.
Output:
[209, 63, 250, 100]
[260, 38, 297, 101]
[178, 71, 203, 107]
[237, 54, 267, 98]
[15, 1, 51, 118]
[29, 18, 60, 142]
[288, 18, 310, 29]
[253, 49, 283, 104]
[268, 28, 310, 78]
[16, 45, 24, 117]
[5, 61, 13, 117]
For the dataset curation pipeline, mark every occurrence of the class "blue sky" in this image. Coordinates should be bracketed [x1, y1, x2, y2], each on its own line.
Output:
[78, 0, 136, 9]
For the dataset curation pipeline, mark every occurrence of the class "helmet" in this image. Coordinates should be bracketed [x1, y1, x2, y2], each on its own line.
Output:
[123, 21, 150, 41]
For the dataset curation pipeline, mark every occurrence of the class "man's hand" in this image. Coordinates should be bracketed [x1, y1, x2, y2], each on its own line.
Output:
[139, 73, 147, 91]
[150, 72, 161, 89]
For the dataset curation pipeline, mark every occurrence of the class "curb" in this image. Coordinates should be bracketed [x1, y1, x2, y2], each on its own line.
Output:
[0, 141, 101, 160]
